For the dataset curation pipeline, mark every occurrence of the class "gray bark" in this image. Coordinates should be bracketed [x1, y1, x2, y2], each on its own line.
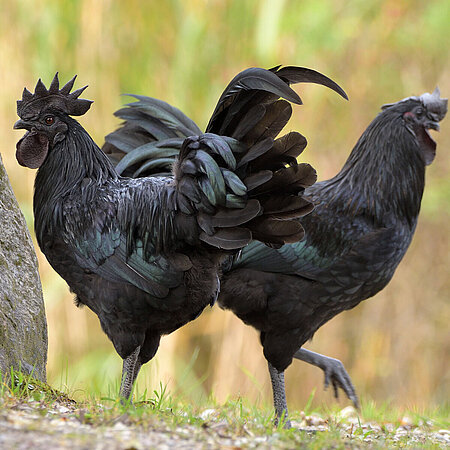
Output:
[0, 154, 47, 382]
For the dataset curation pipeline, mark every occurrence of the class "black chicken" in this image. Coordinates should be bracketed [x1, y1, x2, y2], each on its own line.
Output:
[13, 67, 345, 402]
[104, 77, 447, 425]
[219, 87, 447, 423]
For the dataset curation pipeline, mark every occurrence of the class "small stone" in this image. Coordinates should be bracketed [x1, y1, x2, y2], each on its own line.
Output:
[113, 421, 127, 430]
[368, 423, 381, 432]
[400, 415, 413, 427]
[395, 427, 408, 436]
[305, 414, 326, 426]
[199, 408, 216, 420]
[339, 405, 358, 420]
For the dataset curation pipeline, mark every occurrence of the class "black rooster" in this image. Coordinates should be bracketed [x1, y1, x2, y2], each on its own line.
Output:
[104, 78, 447, 425]
[13, 67, 344, 402]
[219, 88, 447, 424]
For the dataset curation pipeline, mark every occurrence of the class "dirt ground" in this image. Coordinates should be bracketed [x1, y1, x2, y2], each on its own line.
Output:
[1, 398, 449, 449]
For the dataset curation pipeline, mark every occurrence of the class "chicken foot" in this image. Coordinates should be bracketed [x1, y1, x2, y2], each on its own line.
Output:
[294, 348, 359, 409]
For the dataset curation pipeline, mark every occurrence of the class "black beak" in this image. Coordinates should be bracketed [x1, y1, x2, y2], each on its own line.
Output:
[13, 119, 31, 130]
[427, 121, 440, 132]
[426, 111, 444, 131]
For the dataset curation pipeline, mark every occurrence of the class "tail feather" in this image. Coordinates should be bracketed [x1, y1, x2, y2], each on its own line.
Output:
[225, 99, 293, 147]
[271, 66, 348, 100]
[171, 133, 315, 249]
[206, 67, 302, 134]
[197, 200, 261, 235]
[236, 137, 273, 168]
[199, 227, 252, 250]
[230, 103, 267, 141]
[133, 157, 176, 178]
[242, 100, 292, 144]
[260, 196, 314, 220]
[249, 218, 306, 246]
[213, 90, 277, 136]
[113, 109, 180, 139]
[124, 94, 202, 136]
[104, 65, 348, 249]
[221, 169, 247, 195]
[114, 139, 183, 176]
[103, 96, 198, 177]
[252, 132, 307, 171]
[249, 163, 317, 196]
[242, 170, 273, 191]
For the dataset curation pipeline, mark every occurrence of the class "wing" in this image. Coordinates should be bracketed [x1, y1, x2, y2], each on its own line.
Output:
[232, 224, 405, 287]
[74, 230, 184, 301]
[62, 188, 187, 306]
[230, 237, 333, 280]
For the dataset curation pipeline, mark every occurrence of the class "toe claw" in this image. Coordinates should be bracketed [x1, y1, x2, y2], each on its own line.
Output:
[324, 372, 330, 390]
[333, 380, 339, 399]
[352, 394, 360, 410]
[322, 358, 357, 405]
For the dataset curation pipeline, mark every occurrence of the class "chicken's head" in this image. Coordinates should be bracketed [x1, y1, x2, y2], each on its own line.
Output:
[382, 88, 447, 165]
[13, 73, 93, 168]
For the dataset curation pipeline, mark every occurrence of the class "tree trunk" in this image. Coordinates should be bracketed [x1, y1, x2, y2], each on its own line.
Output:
[0, 154, 47, 382]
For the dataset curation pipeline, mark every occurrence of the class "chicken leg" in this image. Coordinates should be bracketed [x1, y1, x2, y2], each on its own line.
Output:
[268, 362, 291, 428]
[119, 345, 141, 402]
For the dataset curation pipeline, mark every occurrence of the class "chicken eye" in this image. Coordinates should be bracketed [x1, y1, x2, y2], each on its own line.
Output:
[45, 116, 54, 125]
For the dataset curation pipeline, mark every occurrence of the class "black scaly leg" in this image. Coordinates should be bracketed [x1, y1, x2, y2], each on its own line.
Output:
[268, 362, 291, 428]
[119, 345, 141, 403]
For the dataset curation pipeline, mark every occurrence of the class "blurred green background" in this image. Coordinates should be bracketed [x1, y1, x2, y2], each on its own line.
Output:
[0, 0, 448, 412]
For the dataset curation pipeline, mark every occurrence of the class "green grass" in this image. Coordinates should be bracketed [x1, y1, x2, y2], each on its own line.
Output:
[0, 368, 75, 405]
[1, 369, 448, 449]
